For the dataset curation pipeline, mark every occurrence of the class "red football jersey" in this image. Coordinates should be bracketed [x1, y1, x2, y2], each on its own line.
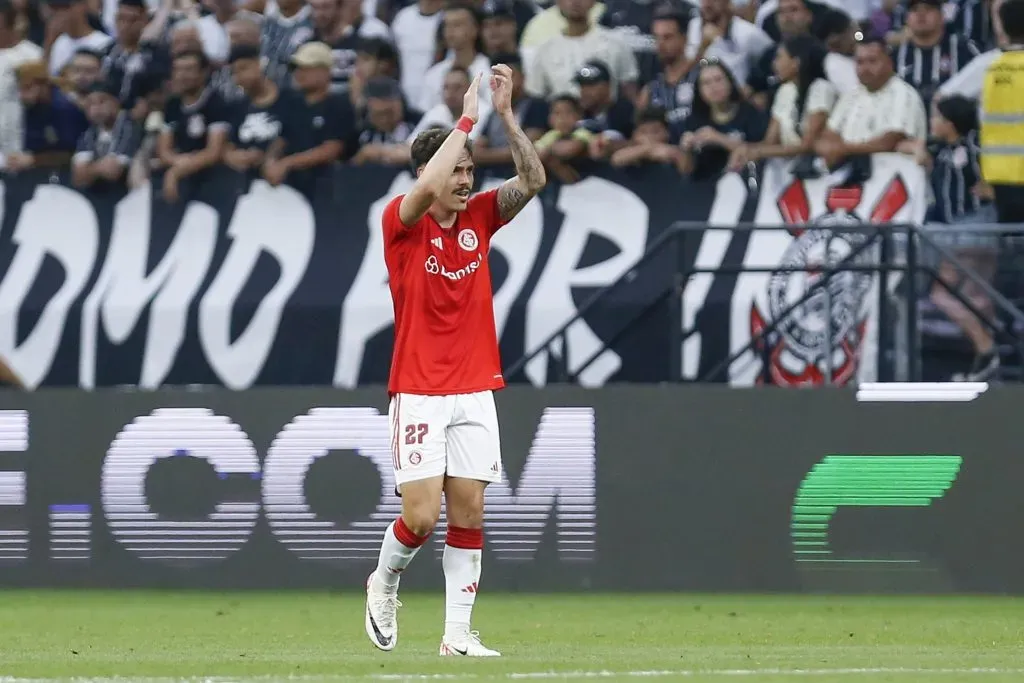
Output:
[383, 189, 508, 395]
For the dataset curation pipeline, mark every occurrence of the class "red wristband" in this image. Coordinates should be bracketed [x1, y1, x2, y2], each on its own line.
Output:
[455, 116, 474, 135]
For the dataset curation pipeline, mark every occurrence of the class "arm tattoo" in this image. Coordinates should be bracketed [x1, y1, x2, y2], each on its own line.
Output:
[497, 119, 546, 221]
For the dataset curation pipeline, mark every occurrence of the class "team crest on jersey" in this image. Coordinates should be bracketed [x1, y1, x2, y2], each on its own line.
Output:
[409, 452, 422, 465]
[458, 229, 479, 252]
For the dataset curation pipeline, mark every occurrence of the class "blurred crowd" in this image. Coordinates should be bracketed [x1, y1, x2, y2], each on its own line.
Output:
[0, 0, 1017, 195]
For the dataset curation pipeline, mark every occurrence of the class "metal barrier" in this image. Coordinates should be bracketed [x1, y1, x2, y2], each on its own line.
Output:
[503, 222, 1024, 384]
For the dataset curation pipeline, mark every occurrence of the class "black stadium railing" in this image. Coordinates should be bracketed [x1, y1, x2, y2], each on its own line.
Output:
[503, 222, 1024, 385]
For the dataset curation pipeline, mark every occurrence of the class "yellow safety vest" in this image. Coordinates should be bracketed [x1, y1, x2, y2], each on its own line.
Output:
[981, 48, 1024, 186]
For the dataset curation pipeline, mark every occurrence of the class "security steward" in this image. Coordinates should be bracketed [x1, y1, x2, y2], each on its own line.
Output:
[981, 0, 1024, 223]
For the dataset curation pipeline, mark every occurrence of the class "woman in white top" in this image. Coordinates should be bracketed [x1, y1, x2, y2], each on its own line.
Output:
[728, 35, 836, 169]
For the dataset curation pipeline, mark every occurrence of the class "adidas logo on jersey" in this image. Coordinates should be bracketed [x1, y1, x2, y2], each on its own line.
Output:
[431, 237, 443, 251]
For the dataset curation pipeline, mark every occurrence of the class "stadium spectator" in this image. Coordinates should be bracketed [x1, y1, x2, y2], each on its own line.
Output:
[473, 52, 547, 165]
[11, 60, 87, 172]
[0, 0, 43, 161]
[157, 50, 230, 201]
[936, 0, 1007, 105]
[519, 0, 605, 52]
[678, 57, 767, 179]
[730, 35, 835, 168]
[573, 60, 636, 160]
[638, 9, 694, 130]
[535, 93, 593, 181]
[64, 47, 103, 105]
[525, 0, 639, 100]
[310, 0, 391, 93]
[196, 0, 250, 63]
[352, 76, 419, 163]
[264, 41, 353, 188]
[748, 0, 814, 109]
[754, 0, 830, 43]
[349, 36, 399, 110]
[951, 0, 999, 51]
[214, 17, 261, 101]
[390, 0, 443, 106]
[102, 0, 168, 107]
[47, 0, 112, 76]
[480, 0, 519, 59]
[909, 96, 1000, 382]
[417, 3, 490, 112]
[169, 21, 203, 56]
[261, 0, 314, 86]
[609, 106, 686, 168]
[819, 9, 859, 92]
[598, 0, 696, 84]
[895, 0, 979, 110]
[224, 44, 294, 180]
[411, 64, 489, 139]
[71, 79, 139, 189]
[684, 0, 773, 87]
[814, 37, 926, 170]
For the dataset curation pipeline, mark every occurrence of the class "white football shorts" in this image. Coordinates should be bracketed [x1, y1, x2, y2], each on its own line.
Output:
[388, 390, 503, 488]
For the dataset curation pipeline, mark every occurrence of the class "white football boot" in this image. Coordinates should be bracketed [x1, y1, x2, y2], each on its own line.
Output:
[365, 574, 401, 651]
[439, 630, 502, 657]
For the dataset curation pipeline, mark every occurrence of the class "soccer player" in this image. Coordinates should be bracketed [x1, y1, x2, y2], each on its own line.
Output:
[365, 64, 546, 657]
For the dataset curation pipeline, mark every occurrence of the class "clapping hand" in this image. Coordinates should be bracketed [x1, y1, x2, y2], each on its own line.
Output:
[490, 63, 514, 116]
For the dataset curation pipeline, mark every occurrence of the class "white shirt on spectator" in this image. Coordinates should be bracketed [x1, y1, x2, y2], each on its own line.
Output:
[0, 40, 42, 160]
[417, 53, 492, 114]
[392, 4, 444, 108]
[937, 48, 1000, 100]
[684, 15, 773, 86]
[525, 25, 638, 98]
[772, 77, 836, 146]
[827, 74, 927, 143]
[49, 31, 112, 76]
[411, 102, 491, 140]
[825, 53, 859, 93]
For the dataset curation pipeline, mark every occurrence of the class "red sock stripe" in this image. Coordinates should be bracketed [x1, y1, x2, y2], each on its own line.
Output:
[446, 525, 483, 550]
[394, 517, 430, 548]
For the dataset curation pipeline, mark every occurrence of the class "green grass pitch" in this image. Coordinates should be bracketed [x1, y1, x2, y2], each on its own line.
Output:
[1, 591, 1023, 682]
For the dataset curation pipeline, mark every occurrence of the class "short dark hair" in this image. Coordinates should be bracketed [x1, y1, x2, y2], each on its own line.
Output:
[410, 127, 473, 170]
[446, 64, 471, 81]
[651, 9, 688, 34]
[173, 49, 210, 70]
[1000, 0, 1024, 42]
[819, 8, 851, 38]
[549, 93, 582, 112]
[636, 106, 668, 126]
[445, 2, 480, 25]
[855, 35, 891, 53]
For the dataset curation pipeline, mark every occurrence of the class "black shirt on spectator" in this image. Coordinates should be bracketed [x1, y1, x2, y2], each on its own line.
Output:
[682, 102, 767, 180]
[950, 0, 996, 51]
[102, 42, 171, 107]
[287, 90, 356, 153]
[23, 87, 89, 154]
[647, 69, 697, 130]
[73, 110, 140, 188]
[895, 33, 979, 109]
[580, 98, 636, 140]
[600, 0, 697, 84]
[233, 88, 302, 151]
[927, 130, 986, 223]
[163, 88, 232, 154]
[357, 111, 421, 146]
[748, 43, 781, 105]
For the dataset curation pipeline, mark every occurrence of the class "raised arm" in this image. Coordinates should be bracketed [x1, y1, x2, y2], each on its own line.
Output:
[398, 74, 483, 226]
[491, 64, 546, 222]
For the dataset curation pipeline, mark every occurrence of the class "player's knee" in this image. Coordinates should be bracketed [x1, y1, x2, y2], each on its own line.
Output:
[401, 501, 441, 537]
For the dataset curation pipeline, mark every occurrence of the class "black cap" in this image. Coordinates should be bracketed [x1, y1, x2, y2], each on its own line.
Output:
[228, 43, 261, 63]
[481, 0, 515, 19]
[574, 60, 611, 85]
[356, 36, 397, 61]
[365, 76, 402, 99]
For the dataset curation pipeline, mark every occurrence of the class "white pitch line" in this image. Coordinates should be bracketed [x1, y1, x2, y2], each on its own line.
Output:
[5, 669, 1024, 682]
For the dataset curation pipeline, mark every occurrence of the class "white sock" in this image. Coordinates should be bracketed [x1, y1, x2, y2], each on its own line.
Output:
[373, 518, 428, 589]
[443, 526, 483, 640]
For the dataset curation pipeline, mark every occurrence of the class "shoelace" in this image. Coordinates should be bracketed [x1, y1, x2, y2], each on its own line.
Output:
[373, 594, 402, 628]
